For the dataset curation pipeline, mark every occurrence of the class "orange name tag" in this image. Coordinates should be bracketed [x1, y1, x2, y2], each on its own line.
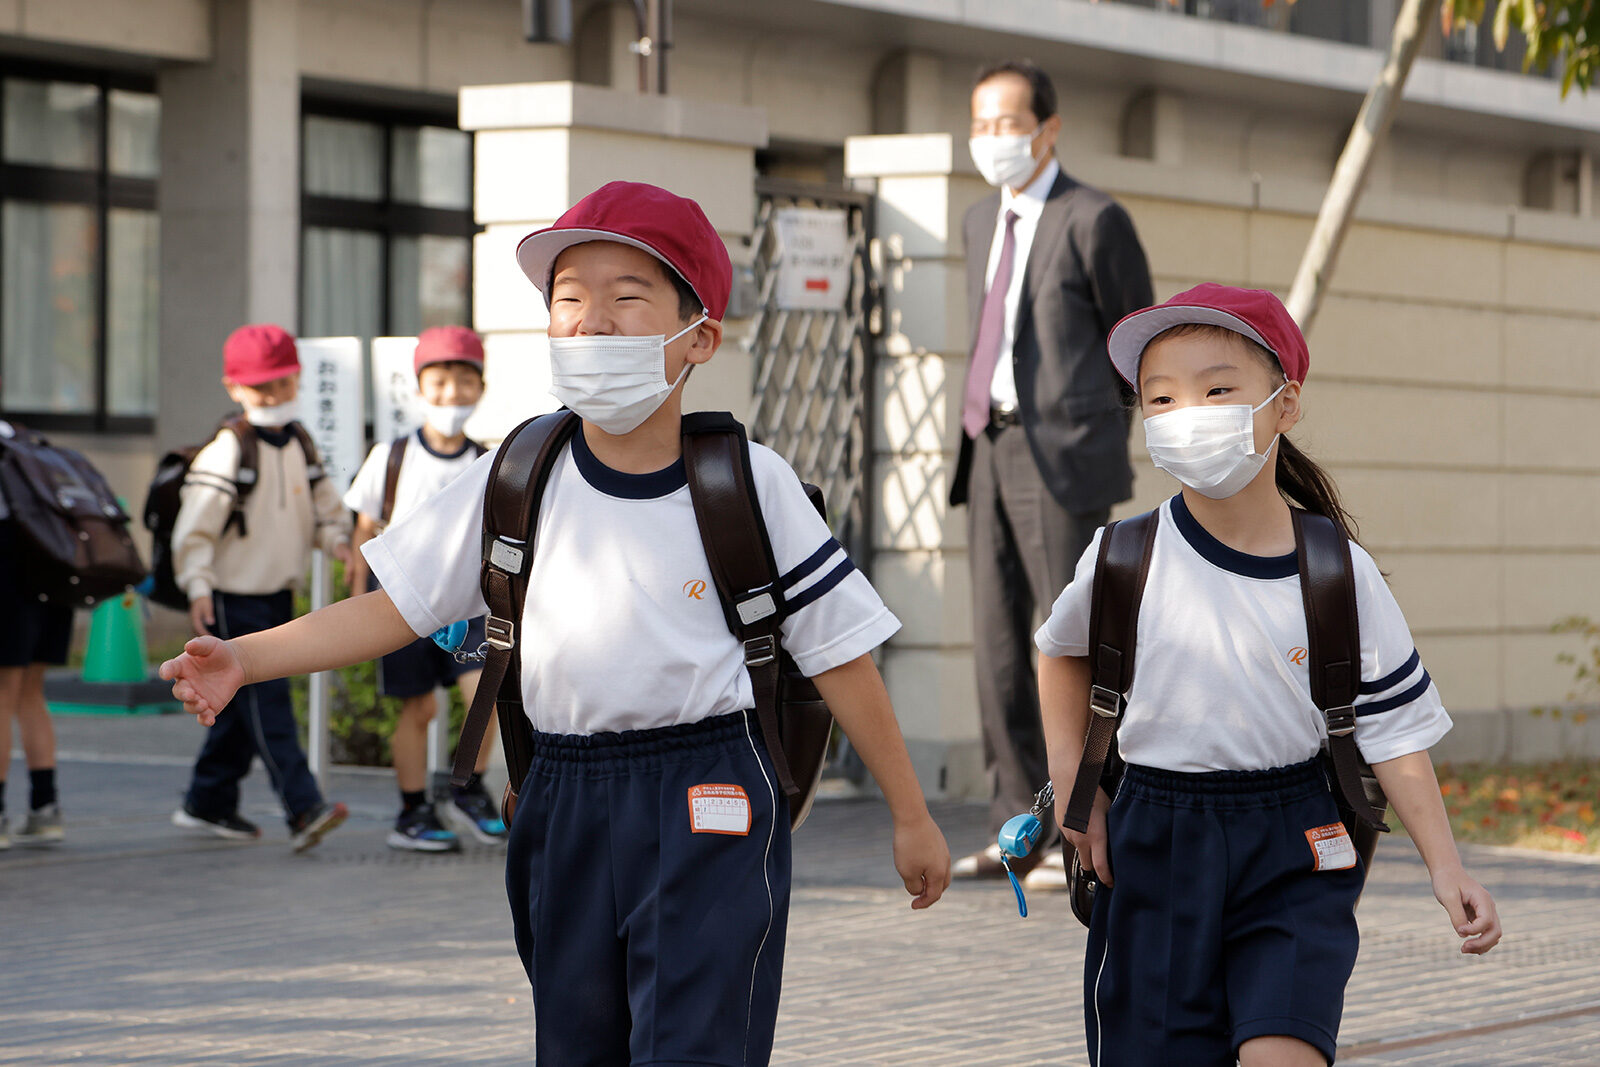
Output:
[688, 784, 752, 836]
[1306, 823, 1358, 871]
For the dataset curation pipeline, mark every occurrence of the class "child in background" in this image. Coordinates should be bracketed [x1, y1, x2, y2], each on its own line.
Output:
[1036, 285, 1501, 1066]
[170, 324, 353, 852]
[344, 326, 503, 852]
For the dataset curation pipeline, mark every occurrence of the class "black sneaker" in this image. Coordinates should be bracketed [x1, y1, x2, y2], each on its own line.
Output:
[388, 803, 462, 853]
[173, 804, 262, 841]
[288, 801, 348, 853]
[443, 788, 509, 845]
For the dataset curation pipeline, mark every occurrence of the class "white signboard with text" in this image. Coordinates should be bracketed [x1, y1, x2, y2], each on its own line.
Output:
[371, 336, 426, 445]
[774, 207, 851, 312]
[295, 337, 365, 496]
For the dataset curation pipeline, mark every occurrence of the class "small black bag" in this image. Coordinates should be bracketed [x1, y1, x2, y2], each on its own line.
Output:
[0, 419, 145, 607]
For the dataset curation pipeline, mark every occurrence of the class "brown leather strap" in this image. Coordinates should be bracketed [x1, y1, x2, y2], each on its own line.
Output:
[1063, 508, 1158, 834]
[680, 411, 799, 799]
[219, 415, 258, 538]
[380, 434, 408, 527]
[1293, 509, 1389, 831]
[451, 410, 580, 789]
[286, 421, 325, 483]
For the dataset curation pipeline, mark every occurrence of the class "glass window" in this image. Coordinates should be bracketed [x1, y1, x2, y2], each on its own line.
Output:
[108, 90, 160, 178]
[302, 227, 384, 340]
[303, 115, 384, 201]
[1, 201, 99, 413]
[390, 234, 471, 336]
[3, 78, 99, 169]
[391, 126, 471, 210]
[107, 209, 160, 416]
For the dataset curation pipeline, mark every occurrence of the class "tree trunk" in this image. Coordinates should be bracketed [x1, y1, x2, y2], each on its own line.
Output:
[1285, 0, 1442, 331]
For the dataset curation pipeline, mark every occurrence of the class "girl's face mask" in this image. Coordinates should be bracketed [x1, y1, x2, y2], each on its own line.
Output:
[1142, 383, 1286, 500]
[546, 315, 707, 435]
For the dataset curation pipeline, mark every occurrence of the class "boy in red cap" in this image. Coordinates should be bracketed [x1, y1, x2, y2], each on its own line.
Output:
[161, 183, 950, 1064]
[344, 326, 502, 852]
[1036, 284, 1499, 1065]
[169, 324, 352, 851]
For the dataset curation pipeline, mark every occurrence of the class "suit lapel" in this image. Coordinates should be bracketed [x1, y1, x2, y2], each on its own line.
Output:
[1018, 171, 1078, 330]
[969, 192, 1001, 331]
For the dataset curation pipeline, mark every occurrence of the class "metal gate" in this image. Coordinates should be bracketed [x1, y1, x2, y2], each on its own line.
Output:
[743, 178, 879, 567]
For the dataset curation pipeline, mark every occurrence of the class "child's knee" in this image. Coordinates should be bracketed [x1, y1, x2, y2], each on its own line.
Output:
[398, 695, 437, 724]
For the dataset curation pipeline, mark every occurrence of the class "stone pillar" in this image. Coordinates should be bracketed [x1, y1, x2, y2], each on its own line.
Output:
[156, 0, 299, 449]
[458, 82, 767, 439]
[846, 133, 989, 799]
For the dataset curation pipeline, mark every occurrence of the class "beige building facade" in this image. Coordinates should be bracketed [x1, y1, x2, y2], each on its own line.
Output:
[3, 0, 1597, 786]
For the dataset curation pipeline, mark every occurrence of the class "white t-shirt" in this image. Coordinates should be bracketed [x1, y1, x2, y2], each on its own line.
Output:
[1034, 494, 1451, 773]
[344, 430, 483, 526]
[365, 427, 900, 736]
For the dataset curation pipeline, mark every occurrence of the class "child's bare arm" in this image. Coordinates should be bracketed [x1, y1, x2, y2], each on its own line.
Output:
[1373, 749, 1502, 954]
[811, 654, 951, 909]
[1038, 651, 1113, 883]
[160, 590, 418, 726]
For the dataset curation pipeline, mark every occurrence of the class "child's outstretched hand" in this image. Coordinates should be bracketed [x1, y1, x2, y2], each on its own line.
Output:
[1432, 866, 1501, 954]
[159, 636, 246, 727]
[892, 812, 951, 910]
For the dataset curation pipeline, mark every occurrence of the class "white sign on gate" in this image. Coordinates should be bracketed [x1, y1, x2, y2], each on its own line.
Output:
[774, 207, 851, 312]
[371, 336, 426, 445]
[295, 337, 366, 496]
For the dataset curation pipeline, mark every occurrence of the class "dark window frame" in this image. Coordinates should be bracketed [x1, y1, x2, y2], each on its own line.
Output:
[0, 60, 158, 435]
[299, 97, 477, 339]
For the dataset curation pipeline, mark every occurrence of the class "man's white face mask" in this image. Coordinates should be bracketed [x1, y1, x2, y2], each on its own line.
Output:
[969, 128, 1039, 188]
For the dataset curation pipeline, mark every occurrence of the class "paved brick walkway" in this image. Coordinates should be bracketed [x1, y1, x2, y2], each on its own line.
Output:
[3, 715, 1597, 1064]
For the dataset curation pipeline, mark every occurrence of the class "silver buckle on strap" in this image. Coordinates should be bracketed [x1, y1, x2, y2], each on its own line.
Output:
[744, 635, 777, 668]
[1089, 685, 1123, 719]
[485, 616, 516, 652]
[1326, 705, 1356, 737]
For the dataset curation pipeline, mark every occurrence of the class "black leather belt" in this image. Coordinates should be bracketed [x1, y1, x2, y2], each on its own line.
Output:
[988, 406, 1022, 430]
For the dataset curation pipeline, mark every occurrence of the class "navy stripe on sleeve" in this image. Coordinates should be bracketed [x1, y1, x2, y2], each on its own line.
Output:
[783, 558, 855, 613]
[1360, 648, 1421, 695]
[1356, 670, 1432, 717]
[781, 538, 842, 591]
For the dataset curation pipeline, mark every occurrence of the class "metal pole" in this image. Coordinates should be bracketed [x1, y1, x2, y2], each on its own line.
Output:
[307, 549, 331, 785]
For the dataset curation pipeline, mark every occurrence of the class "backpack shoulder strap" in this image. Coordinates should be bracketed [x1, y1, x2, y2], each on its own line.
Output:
[380, 434, 409, 526]
[679, 411, 800, 798]
[219, 415, 259, 498]
[1292, 509, 1387, 831]
[450, 409, 581, 787]
[285, 421, 325, 484]
[1062, 507, 1159, 833]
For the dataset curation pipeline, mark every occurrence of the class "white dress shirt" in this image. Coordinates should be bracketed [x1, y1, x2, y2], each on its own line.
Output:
[982, 157, 1060, 412]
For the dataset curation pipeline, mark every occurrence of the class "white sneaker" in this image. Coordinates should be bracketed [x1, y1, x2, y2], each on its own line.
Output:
[1021, 850, 1069, 891]
[951, 843, 1005, 878]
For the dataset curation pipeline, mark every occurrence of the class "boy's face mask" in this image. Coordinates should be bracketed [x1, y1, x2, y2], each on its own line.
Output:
[243, 397, 299, 428]
[422, 402, 475, 438]
[1142, 383, 1286, 500]
[547, 315, 707, 435]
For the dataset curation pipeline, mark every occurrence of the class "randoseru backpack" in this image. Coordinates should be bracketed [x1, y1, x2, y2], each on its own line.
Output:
[379, 433, 487, 528]
[449, 409, 835, 832]
[0, 419, 146, 607]
[142, 415, 325, 610]
[1060, 507, 1391, 927]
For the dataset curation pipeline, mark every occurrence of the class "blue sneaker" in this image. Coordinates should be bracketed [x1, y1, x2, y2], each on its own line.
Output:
[445, 789, 508, 845]
[388, 803, 460, 853]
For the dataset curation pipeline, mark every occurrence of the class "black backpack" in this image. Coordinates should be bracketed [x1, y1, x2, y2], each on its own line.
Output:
[1060, 507, 1391, 926]
[142, 415, 325, 610]
[0, 419, 146, 607]
[449, 409, 835, 831]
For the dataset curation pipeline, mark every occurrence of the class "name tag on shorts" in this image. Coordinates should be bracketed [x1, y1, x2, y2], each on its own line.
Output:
[1305, 822, 1357, 871]
[688, 784, 752, 836]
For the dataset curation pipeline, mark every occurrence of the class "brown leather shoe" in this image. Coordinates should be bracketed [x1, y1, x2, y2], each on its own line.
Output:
[951, 843, 1047, 880]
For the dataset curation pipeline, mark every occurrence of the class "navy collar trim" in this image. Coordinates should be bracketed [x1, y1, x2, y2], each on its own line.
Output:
[415, 428, 473, 460]
[569, 426, 687, 500]
[1168, 493, 1298, 580]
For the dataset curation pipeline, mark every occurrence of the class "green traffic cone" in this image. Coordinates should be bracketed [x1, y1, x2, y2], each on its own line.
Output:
[82, 589, 149, 684]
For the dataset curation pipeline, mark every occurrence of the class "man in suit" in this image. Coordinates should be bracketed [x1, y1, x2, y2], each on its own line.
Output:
[951, 60, 1153, 883]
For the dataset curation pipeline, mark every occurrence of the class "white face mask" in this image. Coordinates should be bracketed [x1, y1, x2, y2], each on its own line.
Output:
[547, 315, 707, 435]
[243, 398, 299, 428]
[1143, 383, 1286, 500]
[969, 129, 1039, 188]
[422, 402, 475, 438]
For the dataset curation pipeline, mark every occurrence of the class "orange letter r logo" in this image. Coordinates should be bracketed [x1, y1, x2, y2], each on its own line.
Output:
[684, 579, 707, 600]
[1288, 646, 1308, 666]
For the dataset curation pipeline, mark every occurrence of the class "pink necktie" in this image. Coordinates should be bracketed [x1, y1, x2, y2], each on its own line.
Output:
[963, 209, 1020, 439]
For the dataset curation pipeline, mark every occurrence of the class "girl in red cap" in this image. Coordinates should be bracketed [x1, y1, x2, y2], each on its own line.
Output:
[1034, 284, 1500, 1066]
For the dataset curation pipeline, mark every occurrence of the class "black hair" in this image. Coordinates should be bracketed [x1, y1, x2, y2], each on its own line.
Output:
[972, 59, 1058, 123]
[1141, 322, 1362, 545]
[663, 264, 703, 322]
[417, 359, 483, 380]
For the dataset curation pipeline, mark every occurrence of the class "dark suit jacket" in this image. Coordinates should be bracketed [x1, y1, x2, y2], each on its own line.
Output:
[949, 168, 1153, 513]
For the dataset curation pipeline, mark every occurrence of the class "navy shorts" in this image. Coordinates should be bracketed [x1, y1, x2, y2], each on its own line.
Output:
[504, 710, 791, 1066]
[368, 573, 483, 699]
[0, 521, 73, 667]
[1084, 758, 1364, 1067]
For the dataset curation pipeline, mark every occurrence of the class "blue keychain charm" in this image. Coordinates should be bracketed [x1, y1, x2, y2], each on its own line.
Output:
[995, 782, 1055, 919]
[430, 619, 469, 654]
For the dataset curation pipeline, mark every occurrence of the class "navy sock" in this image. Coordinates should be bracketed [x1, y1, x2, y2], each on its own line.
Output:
[30, 768, 56, 811]
[400, 789, 427, 813]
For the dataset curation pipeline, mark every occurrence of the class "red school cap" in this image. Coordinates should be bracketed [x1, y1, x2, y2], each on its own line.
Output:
[223, 324, 300, 386]
[414, 326, 485, 376]
[1106, 283, 1310, 387]
[514, 181, 731, 320]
